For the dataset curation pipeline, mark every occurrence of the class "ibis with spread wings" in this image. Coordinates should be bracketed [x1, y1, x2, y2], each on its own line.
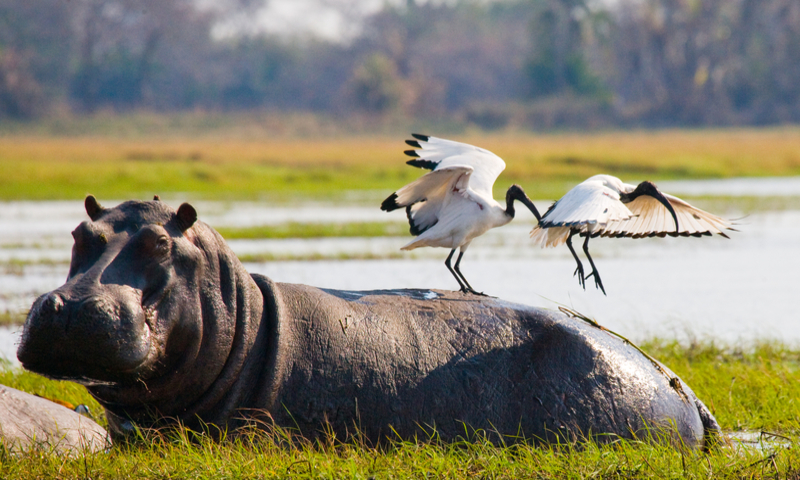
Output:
[382, 134, 541, 295]
[530, 174, 734, 295]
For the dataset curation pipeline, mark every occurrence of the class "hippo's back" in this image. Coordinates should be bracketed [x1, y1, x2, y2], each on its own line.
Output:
[254, 279, 715, 447]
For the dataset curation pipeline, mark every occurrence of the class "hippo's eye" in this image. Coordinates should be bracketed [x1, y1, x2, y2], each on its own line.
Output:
[156, 236, 169, 252]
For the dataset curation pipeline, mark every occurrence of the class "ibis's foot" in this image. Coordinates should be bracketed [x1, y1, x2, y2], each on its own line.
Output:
[585, 270, 606, 295]
[460, 287, 488, 296]
[573, 264, 586, 290]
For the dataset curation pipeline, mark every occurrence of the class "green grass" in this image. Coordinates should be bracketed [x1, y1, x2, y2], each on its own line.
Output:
[2, 124, 800, 202]
[2, 426, 798, 479]
[0, 311, 27, 327]
[236, 251, 407, 263]
[216, 221, 410, 240]
[643, 340, 800, 433]
[0, 361, 104, 424]
[2, 341, 800, 478]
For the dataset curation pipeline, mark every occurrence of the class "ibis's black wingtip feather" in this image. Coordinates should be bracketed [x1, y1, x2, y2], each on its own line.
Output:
[381, 192, 401, 212]
[411, 133, 429, 142]
[406, 159, 438, 170]
[405, 139, 422, 149]
[404, 149, 420, 158]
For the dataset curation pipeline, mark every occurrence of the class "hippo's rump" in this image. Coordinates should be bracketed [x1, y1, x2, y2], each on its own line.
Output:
[256, 278, 715, 447]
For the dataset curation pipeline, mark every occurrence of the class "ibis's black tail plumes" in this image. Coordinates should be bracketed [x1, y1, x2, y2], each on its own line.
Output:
[505, 185, 541, 220]
[411, 133, 430, 142]
[621, 181, 679, 234]
[406, 159, 439, 170]
[381, 192, 401, 212]
[404, 135, 439, 170]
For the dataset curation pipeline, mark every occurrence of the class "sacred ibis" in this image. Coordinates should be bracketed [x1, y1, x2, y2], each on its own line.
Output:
[381, 134, 541, 295]
[530, 174, 734, 295]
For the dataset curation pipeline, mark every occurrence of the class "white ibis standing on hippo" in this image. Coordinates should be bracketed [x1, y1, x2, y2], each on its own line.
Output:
[530, 174, 734, 295]
[381, 134, 541, 295]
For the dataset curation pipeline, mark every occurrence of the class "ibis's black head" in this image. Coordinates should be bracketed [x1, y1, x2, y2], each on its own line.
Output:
[505, 185, 541, 221]
[620, 181, 679, 233]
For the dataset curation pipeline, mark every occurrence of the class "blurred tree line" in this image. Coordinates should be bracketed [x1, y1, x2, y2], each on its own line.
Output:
[1, 0, 799, 128]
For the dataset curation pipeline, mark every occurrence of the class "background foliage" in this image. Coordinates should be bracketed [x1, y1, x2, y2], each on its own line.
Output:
[1, 0, 799, 128]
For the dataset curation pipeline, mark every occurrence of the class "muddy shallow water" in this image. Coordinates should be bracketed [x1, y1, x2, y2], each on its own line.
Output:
[2, 178, 799, 365]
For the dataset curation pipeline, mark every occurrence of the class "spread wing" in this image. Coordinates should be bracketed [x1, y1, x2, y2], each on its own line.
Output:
[530, 181, 634, 247]
[599, 193, 733, 238]
[404, 134, 505, 199]
[381, 165, 474, 236]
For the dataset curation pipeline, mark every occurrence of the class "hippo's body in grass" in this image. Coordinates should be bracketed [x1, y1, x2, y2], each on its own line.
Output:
[17, 197, 719, 448]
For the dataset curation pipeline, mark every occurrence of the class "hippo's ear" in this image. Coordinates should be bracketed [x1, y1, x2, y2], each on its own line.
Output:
[176, 203, 197, 231]
[85, 195, 104, 221]
[153, 195, 161, 201]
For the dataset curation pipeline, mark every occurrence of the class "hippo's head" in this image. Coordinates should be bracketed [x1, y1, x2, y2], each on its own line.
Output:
[18, 196, 265, 431]
[17, 196, 206, 385]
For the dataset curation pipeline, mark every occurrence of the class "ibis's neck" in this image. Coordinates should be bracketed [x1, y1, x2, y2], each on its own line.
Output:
[505, 185, 541, 221]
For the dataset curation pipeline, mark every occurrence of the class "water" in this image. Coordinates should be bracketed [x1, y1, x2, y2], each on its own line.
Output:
[2, 178, 799, 365]
[658, 176, 800, 197]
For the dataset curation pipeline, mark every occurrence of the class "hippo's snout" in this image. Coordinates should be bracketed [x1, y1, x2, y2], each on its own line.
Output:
[21, 292, 65, 336]
[74, 295, 122, 332]
[17, 288, 153, 383]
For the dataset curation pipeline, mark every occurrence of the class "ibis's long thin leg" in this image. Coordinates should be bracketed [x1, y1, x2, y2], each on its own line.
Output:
[453, 250, 486, 296]
[582, 236, 606, 295]
[566, 231, 586, 289]
[445, 248, 469, 293]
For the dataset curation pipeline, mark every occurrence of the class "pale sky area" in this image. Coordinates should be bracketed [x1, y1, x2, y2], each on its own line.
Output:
[205, 0, 555, 42]
[252, 0, 387, 41]
[208, 0, 400, 42]
[205, 0, 621, 42]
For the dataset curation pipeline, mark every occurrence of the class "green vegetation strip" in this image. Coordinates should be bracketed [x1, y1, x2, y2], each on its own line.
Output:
[0, 250, 409, 272]
[2, 341, 800, 478]
[0, 312, 26, 327]
[2, 127, 800, 201]
[216, 221, 410, 239]
[237, 252, 406, 263]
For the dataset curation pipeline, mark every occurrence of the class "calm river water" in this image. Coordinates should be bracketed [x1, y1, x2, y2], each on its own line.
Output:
[2, 177, 799, 365]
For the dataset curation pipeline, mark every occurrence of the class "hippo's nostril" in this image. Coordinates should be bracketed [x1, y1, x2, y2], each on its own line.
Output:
[43, 293, 65, 314]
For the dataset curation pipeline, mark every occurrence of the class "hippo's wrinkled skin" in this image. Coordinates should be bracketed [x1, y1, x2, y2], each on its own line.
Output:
[17, 197, 719, 448]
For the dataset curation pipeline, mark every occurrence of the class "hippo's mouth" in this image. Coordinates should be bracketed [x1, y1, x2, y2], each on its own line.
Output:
[19, 319, 155, 384]
[17, 291, 157, 384]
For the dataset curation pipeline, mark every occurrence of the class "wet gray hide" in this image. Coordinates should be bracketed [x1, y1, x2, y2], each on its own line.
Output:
[16, 197, 719, 448]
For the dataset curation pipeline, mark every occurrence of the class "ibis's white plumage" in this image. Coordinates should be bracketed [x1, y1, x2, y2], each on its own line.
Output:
[530, 174, 734, 294]
[382, 134, 540, 294]
[386, 136, 512, 252]
[601, 192, 732, 238]
[531, 174, 733, 247]
[404, 135, 507, 198]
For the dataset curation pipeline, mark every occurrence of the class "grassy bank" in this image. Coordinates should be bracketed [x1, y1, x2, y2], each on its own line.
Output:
[2, 127, 799, 202]
[215, 221, 410, 240]
[2, 341, 799, 478]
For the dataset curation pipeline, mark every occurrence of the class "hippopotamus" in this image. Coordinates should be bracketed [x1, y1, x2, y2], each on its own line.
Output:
[17, 196, 719, 448]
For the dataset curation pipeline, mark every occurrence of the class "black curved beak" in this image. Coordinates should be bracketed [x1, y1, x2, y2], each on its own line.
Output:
[624, 181, 679, 234]
[506, 185, 541, 221]
[653, 189, 679, 234]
